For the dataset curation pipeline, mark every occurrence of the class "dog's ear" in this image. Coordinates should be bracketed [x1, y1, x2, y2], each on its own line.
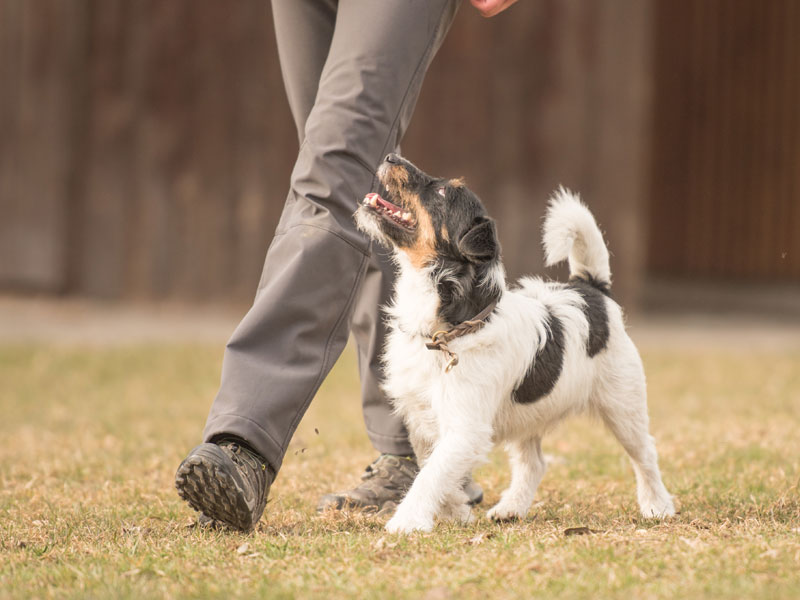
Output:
[458, 217, 499, 263]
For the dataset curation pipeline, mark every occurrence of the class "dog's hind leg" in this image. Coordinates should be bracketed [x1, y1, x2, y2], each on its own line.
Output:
[594, 371, 675, 518]
[486, 436, 546, 521]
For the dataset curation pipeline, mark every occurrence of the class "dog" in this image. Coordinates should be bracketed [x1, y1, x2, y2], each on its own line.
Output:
[355, 154, 675, 534]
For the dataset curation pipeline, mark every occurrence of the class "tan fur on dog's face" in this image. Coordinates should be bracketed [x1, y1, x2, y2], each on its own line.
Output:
[373, 162, 437, 269]
[386, 195, 436, 269]
[356, 154, 502, 327]
[399, 195, 437, 269]
[372, 157, 496, 271]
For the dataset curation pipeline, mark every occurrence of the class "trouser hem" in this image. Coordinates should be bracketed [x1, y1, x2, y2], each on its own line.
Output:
[366, 428, 415, 457]
[203, 413, 285, 475]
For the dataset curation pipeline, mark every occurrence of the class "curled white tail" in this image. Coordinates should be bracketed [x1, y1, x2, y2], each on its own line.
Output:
[542, 187, 611, 286]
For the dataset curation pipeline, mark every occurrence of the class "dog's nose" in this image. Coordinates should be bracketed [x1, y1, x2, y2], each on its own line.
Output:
[385, 153, 400, 164]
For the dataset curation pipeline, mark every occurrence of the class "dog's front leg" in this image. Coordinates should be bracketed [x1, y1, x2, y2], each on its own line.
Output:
[386, 378, 495, 533]
[386, 420, 493, 534]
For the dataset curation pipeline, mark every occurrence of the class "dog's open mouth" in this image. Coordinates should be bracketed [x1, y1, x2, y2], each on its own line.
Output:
[362, 192, 417, 231]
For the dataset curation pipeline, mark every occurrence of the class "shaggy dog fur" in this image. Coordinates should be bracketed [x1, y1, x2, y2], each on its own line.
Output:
[355, 154, 675, 534]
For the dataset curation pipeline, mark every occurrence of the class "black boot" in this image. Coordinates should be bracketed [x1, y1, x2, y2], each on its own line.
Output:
[175, 439, 272, 531]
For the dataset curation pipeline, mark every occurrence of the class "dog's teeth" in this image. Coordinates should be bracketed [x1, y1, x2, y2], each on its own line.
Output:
[402, 212, 411, 220]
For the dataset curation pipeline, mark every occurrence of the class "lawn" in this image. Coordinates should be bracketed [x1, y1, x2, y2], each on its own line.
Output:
[1, 340, 799, 599]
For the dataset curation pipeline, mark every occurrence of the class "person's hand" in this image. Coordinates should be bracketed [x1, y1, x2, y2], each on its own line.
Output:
[469, 0, 519, 18]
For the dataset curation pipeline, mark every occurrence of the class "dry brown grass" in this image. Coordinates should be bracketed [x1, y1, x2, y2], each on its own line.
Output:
[1, 343, 799, 599]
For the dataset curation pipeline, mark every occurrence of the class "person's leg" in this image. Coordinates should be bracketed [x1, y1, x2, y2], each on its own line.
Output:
[275, 0, 414, 459]
[271, 0, 336, 143]
[175, 1, 339, 531]
[177, 0, 462, 530]
[206, 0, 459, 472]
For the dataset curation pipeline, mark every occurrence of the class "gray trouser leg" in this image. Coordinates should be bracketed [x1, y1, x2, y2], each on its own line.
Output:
[203, 0, 460, 474]
[271, 0, 335, 144]
[350, 243, 410, 453]
[272, 0, 412, 456]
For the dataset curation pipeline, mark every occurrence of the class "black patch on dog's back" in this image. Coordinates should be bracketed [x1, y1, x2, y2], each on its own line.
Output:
[567, 279, 610, 358]
[513, 311, 565, 404]
[570, 273, 611, 297]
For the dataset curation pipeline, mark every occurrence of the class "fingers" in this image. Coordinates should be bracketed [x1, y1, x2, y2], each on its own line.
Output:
[469, 0, 519, 18]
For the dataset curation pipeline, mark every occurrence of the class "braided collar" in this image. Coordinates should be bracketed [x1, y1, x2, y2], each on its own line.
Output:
[425, 299, 498, 372]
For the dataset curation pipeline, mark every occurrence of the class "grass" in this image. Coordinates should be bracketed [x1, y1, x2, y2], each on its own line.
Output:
[1, 341, 799, 599]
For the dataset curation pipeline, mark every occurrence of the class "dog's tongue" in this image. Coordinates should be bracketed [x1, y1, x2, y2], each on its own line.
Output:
[363, 192, 416, 228]
[363, 192, 400, 212]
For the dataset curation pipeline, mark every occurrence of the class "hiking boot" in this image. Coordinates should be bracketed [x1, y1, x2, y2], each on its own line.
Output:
[316, 454, 484, 512]
[175, 439, 272, 532]
[317, 454, 418, 513]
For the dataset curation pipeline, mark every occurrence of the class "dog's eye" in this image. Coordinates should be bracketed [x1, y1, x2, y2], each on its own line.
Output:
[437, 187, 446, 198]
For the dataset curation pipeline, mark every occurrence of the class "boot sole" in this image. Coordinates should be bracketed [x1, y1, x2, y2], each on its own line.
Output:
[175, 444, 256, 531]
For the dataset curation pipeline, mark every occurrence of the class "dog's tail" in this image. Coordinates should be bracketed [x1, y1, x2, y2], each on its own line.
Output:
[542, 187, 611, 290]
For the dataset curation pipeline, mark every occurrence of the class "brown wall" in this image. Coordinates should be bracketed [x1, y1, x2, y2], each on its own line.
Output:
[0, 0, 86, 291]
[649, 0, 800, 282]
[0, 0, 659, 306]
[411, 0, 652, 305]
[2, 1, 296, 301]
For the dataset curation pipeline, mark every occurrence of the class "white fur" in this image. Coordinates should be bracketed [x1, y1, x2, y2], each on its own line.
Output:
[543, 188, 611, 286]
[382, 194, 674, 534]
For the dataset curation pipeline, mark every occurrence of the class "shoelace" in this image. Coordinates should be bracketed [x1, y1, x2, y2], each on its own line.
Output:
[362, 454, 416, 481]
[222, 442, 267, 472]
[362, 456, 381, 480]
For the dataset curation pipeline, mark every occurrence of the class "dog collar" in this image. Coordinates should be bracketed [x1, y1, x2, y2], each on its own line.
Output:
[425, 299, 498, 373]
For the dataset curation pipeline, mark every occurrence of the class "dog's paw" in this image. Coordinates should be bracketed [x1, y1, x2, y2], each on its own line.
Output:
[486, 502, 526, 522]
[639, 497, 676, 519]
[385, 512, 434, 534]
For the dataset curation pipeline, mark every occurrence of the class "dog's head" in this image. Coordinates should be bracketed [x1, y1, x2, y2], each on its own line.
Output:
[356, 154, 499, 269]
[356, 154, 502, 325]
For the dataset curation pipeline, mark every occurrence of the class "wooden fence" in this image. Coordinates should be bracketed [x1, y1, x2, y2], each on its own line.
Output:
[1, 0, 295, 300]
[2, 0, 797, 308]
[649, 0, 800, 282]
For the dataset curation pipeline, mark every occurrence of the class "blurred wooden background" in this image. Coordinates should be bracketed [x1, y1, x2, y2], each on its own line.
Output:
[649, 0, 800, 282]
[1, 0, 798, 308]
